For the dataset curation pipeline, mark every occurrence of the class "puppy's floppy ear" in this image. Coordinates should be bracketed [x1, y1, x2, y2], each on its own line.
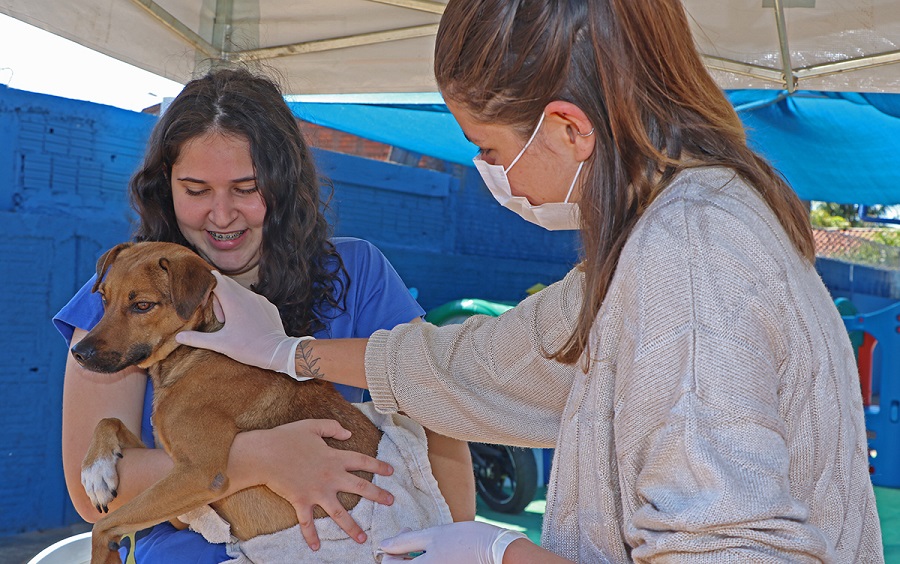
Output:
[158, 254, 216, 321]
[92, 243, 133, 293]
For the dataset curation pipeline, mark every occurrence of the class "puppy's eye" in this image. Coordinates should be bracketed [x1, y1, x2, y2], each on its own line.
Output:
[132, 302, 156, 313]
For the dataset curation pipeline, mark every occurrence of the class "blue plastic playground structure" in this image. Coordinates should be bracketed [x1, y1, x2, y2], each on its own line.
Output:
[841, 298, 900, 488]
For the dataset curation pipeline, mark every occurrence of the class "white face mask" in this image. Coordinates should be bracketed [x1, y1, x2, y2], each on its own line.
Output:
[473, 112, 582, 231]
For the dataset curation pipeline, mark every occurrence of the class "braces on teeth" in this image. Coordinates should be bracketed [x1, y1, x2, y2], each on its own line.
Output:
[209, 231, 243, 241]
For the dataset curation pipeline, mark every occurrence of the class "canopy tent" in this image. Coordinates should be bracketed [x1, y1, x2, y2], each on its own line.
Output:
[1, 0, 899, 95]
[2, 0, 899, 205]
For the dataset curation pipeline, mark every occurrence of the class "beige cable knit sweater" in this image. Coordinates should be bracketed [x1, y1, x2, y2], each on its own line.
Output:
[366, 167, 883, 563]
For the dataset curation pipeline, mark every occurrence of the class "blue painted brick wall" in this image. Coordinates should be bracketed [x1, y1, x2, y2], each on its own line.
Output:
[316, 150, 580, 309]
[0, 86, 151, 535]
[0, 212, 132, 535]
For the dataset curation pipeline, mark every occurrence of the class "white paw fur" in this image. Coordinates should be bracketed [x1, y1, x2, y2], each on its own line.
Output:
[82, 455, 120, 512]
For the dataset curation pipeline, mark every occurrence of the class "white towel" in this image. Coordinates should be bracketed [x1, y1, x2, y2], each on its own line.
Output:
[178, 402, 453, 563]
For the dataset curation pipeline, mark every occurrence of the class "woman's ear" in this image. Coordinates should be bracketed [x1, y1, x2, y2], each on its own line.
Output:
[544, 100, 595, 162]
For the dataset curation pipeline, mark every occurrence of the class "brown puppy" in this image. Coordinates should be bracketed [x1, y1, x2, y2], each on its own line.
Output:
[71, 241, 382, 564]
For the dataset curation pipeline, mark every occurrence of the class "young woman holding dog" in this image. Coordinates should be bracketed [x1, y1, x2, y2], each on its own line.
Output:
[54, 69, 475, 563]
[178, 0, 884, 562]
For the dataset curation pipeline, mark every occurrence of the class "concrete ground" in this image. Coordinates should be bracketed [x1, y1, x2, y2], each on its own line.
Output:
[0, 522, 92, 564]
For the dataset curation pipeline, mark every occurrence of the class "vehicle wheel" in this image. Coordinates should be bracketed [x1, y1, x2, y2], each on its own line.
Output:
[470, 443, 538, 514]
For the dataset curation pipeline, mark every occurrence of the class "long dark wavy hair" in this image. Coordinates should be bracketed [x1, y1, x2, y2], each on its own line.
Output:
[129, 67, 347, 336]
[435, 0, 815, 366]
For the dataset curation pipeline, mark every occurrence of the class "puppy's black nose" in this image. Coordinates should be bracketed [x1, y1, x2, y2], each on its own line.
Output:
[71, 342, 95, 365]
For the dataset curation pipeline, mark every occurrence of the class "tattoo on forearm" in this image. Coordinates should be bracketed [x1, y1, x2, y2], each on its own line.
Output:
[295, 339, 323, 379]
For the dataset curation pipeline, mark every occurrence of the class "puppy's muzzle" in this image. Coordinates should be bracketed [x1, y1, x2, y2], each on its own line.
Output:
[72, 340, 151, 373]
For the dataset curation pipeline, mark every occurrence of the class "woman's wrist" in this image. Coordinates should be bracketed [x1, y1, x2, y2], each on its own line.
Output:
[502, 537, 572, 563]
[293, 336, 323, 380]
[227, 429, 269, 493]
[295, 338, 369, 388]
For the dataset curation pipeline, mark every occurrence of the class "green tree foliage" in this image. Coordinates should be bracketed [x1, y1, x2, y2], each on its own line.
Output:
[810, 203, 900, 269]
[869, 230, 900, 247]
[810, 207, 851, 229]
[809, 202, 886, 229]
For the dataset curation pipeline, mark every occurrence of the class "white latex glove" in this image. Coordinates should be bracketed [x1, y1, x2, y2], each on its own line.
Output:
[175, 271, 312, 380]
[377, 522, 528, 563]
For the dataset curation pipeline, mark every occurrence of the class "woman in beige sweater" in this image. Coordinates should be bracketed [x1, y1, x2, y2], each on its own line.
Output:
[179, 0, 884, 562]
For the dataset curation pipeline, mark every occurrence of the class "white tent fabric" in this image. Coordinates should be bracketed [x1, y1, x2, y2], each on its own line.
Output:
[1, 0, 898, 94]
[695, 0, 900, 93]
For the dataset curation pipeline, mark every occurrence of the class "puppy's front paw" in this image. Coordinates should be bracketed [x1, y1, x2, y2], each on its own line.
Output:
[82, 418, 146, 514]
[82, 450, 122, 513]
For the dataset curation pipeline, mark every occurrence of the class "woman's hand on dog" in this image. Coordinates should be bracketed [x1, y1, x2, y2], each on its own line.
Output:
[231, 418, 395, 551]
[176, 271, 306, 378]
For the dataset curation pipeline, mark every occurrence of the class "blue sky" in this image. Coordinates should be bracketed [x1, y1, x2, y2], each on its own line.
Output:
[0, 13, 184, 112]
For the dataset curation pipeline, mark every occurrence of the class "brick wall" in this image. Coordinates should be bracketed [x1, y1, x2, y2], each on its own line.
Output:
[299, 121, 391, 161]
[297, 120, 580, 306]
[0, 86, 147, 534]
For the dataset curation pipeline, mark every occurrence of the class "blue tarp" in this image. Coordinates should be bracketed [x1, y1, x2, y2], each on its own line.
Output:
[731, 91, 900, 206]
[288, 97, 478, 166]
[289, 90, 900, 206]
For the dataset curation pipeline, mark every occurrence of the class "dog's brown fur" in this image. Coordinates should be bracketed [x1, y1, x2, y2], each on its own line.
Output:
[72, 241, 382, 564]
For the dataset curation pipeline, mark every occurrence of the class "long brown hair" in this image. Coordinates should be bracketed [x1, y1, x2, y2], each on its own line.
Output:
[435, 0, 814, 365]
[130, 68, 347, 336]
